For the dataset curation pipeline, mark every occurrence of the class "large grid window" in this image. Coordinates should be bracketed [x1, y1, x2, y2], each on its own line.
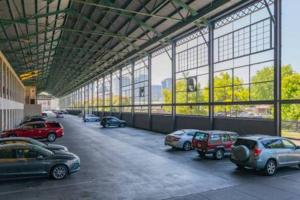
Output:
[97, 78, 103, 112]
[121, 64, 132, 110]
[112, 70, 120, 112]
[104, 75, 111, 112]
[175, 28, 209, 116]
[151, 47, 172, 114]
[134, 57, 149, 110]
[213, 0, 274, 103]
[93, 80, 97, 107]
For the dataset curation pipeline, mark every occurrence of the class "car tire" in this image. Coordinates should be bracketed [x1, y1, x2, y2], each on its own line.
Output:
[198, 151, 206, 158]
[183, 142, 192, 151]
[47, 133, 57, 142]
[214, 149, 224, 160]
[51, 165, 68, 180]
[9, 133, 16, 137]
[119, 123, 126, 128]
[236, 164, 245, 170]
[102, 124, 106, 128]
[264, 159, 277, 176]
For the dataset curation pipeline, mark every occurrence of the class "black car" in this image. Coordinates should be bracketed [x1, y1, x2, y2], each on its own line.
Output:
[20, 116, 45, 125]
[101, 116, 126, 128]
[0, 137, 68, 152]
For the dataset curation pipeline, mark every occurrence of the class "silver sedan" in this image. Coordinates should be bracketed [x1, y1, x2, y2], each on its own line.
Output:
[165, 129, 199, 151]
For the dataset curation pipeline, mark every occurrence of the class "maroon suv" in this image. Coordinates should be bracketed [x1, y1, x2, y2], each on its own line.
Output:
[192, 130, 238, 160]
[1, 121, 64, 142]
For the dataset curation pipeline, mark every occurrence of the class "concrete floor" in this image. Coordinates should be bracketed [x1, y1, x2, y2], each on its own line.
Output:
[1, 115, 300, 200]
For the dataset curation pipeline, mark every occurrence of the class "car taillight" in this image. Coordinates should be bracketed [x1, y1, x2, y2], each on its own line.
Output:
[253, 147, 262, 157]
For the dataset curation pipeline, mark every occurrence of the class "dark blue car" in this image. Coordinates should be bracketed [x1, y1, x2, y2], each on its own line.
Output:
[101, 116, 126, 128]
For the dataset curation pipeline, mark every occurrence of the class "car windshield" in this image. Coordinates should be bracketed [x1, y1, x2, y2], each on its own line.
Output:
[194, 132, 208, 141]
[33, 145, 53, 157]
[28, 139, 47, 148]
[172, 130, 184, 136]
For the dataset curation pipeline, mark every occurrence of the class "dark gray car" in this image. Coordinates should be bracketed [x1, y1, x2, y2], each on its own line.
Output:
[0, 144, 80, 180]
[0, 137, 68, 152]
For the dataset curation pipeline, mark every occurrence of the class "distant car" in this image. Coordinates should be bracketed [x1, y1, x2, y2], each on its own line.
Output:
[20, 116, 46, 125]
[231, 136, 300, 176]
[1, 121, 64, 142]
[56, 112, 64, 118]
[41, 112, 48, 118]
[192, 130, 238, 160]
[101, 116, 126, 128]
[0, 144, 80, 180]
[0, 137, 68, 152]
[165, 129, 199, 151]
[83, 114, 100, 122]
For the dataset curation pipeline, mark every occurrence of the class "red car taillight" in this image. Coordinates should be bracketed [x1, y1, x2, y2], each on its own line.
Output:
[253, 147, 262, 157]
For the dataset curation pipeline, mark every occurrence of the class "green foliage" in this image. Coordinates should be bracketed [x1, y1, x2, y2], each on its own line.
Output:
[162, 65, 300, 119]
[251, 67, 274, 100]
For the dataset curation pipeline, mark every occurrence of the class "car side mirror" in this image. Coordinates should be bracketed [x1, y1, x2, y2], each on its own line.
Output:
[37, 155, 44, 160]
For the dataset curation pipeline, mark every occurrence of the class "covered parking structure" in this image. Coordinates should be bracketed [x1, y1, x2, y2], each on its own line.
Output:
[0, 0, 299, 136]
[1, 1, 300, 200]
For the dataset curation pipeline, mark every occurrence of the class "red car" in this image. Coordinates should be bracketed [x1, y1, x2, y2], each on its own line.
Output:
[192, 130, 238, 160]
[0, 121, 64, 142]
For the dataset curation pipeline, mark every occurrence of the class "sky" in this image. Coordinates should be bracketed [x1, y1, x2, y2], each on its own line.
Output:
[282, 0, 300, 72]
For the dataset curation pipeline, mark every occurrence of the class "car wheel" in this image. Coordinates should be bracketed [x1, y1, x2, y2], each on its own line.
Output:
[264, 159, 277, 176]
[103, 124, 106, 128]
[119, 123, 125, 128]
[236, 164, 245, 170]
[214, 149, 224, 160]
[198, 151, 206, 158]
[47, 133, 56, 142]
[51, 165, 68, 180]
[183, 142, 192, 151]
[9, 133, 16, 137]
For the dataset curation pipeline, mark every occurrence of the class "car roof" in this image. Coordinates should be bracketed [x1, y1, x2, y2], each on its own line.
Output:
[238, 135, 282, 141]
[180, 129, 200, 132]
[0, 143, 33, 150]
[0, 137, 32, 142]
[199, 130, 238, 135]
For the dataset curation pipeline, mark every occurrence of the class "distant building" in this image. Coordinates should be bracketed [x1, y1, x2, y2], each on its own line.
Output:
[162, 78, 172, 90]
[151, 85, 162, 103]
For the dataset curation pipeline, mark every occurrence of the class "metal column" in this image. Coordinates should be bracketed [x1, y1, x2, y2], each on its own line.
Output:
[171, 42, 176, 131]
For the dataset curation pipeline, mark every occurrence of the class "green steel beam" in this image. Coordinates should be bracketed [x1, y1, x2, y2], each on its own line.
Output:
[0, 8, 69, 26]
[4, 39, 59, 53]
[61, 28, 149, 41]
[74, 0, 181, 21]
[171, 0, 198, 16]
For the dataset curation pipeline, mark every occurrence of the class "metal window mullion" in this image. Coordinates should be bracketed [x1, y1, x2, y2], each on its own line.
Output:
[110, 72, 112, 114]
[131, 62, 135, 124]
[171, 41, 176, 131]
[148, 54, 152, 129]
[209, 23, 214, 130]
[119, 68, 122, 116]
[274, 0, 281, 136]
